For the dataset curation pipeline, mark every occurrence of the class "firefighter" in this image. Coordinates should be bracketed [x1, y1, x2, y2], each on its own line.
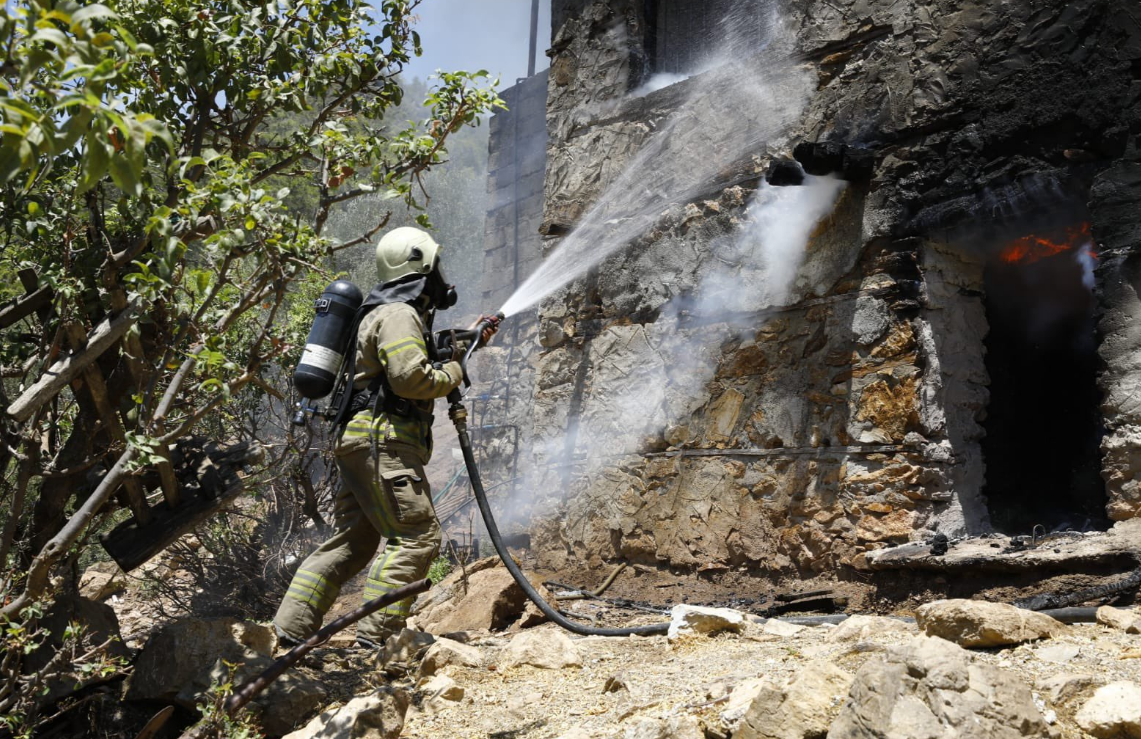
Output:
[274, 227, 496, 648]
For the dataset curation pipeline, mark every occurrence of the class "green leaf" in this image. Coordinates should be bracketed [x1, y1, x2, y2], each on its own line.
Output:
[108, 151, 140, 197]
[77, 130, 109, 194]
[71, 4, 117, 27]
[30, 27, 70, 49]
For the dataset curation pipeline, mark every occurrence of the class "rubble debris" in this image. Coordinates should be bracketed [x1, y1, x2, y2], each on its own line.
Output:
[380, 628, 436, 671]
[828, 636, 1049, 738]
[759, 619, 806, 638]
[1033, 643, 1081, 664]
[667, 605, 748, 641]
[283, 687, 410, 739]
[419, 674, 464, 713]
[413, 561, 549, 634]
[826, 615, 914, 643]
[735, 661, 854, 739]
[1035, 672, 1107, 706]
[621, 716, 704, 739]
[1075, 682, 1141, 739]
[914, 599, 1065, 647]
[498, 628, 583, 670]
[603, 671, 635, 694]
[721, 678, 767, 732]
[1016, 568, 1141, 611]
[79, 561, 126, 601]
[127, 617, 325, 735]
[419, 638, 483, 677]
[1096, 605, 1141, 634]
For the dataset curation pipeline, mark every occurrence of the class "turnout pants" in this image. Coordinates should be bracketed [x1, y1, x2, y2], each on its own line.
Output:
[274, 444, 440, 644]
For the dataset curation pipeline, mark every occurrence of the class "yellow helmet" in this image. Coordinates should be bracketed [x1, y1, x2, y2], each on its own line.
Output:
[375, 227, 441, 284]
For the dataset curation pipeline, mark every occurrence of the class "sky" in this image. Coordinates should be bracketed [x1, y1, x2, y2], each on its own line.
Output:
[401, 0, 552, 87]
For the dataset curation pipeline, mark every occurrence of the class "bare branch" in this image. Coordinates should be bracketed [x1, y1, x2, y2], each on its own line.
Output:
[6, 300, 140, 423]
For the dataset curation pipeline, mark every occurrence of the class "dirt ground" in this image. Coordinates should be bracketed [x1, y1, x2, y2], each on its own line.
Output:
[398, 619, 1141, 739]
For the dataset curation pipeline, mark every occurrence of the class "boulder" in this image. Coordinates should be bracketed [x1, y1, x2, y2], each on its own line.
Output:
[419, 674, 464, 713]
[1036, 672, 1106, 705]
[379, 628, 435, 670]
[79, 561, 126, 601]
[914, 599, 1064, 647]
[499, 629, 583, 670]
[720, 678, 766, 731]
[827, 615, 914, 642]
[761, 619, 806, 638]
[414, 562, 541, 634]
[283, 687, 410, 739]
[24, 593, 131, 704]
[827, 635, 1049, 738]
[1075, 682, 1141, 739]
[668, 605, 748, 641]
[1096, 605, 1141, 634]
[196, 656, 327, 735]
[127, 617, 324, 735]
[622, 716, 704, 739]
[736, 662, 854, 739]
[419, 638, 483, 677]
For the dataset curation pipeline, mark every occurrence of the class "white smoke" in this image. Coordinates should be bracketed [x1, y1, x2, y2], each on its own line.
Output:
[1075, 240, 1096, 291]
[691, 176, 848, 316]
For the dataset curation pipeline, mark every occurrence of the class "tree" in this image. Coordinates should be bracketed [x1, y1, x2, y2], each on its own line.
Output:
[0, 0, 500, 728]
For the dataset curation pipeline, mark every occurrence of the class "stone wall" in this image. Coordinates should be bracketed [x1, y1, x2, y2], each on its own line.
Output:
[478, 0, 1141, 577]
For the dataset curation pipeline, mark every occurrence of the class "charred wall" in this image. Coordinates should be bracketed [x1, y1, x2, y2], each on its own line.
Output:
[478, 0, 1141, 577]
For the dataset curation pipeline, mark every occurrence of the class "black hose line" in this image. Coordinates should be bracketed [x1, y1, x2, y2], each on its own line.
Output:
[449, 396, 669, 637]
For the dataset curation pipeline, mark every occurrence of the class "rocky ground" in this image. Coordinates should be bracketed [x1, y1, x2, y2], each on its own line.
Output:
[68, 546, 1141, 739]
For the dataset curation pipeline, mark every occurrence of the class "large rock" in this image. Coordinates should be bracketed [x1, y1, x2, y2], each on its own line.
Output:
[498, 628, 583, 670]
[827, 635, 1049, 738]
[283, 687, 410, 739]
[419, 638, 483, 677]
[24, 593, 131, 703]
[736, 662, 854, 739]
[413, 561, 547, 634]
[914, 599, 1064, 647]
[79, 561, 126, 601]
[827, 615, 914, 642]
[721, 678, 766, 731]
[1036, 672, 1106, 705]
[127, 617, 325, 735]
[419, 674, 464, 713]
[1096, 606, 1141, 634]
[379, 628, 435, 670]
[1075, 682, 1141, 739]
[667, 605, 748, 641]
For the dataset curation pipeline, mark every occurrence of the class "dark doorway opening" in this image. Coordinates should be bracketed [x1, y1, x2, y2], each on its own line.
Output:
[981, 224, 1108, 534]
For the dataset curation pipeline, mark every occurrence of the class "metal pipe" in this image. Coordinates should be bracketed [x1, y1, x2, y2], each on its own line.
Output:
[528, 0, 541, 77]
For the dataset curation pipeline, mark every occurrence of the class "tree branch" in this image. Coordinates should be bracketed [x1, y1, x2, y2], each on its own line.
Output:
[1, 448, 136, 619]
[6, 300, 140, 423]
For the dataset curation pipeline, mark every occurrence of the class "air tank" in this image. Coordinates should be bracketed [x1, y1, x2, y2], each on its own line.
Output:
[293, 280, 363, 399]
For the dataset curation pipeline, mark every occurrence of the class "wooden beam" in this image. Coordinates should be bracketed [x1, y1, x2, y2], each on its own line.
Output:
[100, 476, 245, 573]
[63, 323, 152, 527]
[0, 286, 53, 330]
[6, 300, 138, 422]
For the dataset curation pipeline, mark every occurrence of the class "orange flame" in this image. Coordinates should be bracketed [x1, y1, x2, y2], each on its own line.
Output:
[999, 222, 1092, 265]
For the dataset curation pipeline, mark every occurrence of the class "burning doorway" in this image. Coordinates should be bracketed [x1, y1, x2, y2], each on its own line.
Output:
[981, 223, 1108, 534]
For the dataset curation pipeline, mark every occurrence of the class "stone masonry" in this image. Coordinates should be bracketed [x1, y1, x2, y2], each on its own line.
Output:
[475, 0, 1141, 577]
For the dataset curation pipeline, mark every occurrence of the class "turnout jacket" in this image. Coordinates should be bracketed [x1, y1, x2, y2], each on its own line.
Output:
[336, 302, 463, 464]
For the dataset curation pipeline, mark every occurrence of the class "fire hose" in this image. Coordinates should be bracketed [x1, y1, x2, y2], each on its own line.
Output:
[447, 314, 670, 637]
